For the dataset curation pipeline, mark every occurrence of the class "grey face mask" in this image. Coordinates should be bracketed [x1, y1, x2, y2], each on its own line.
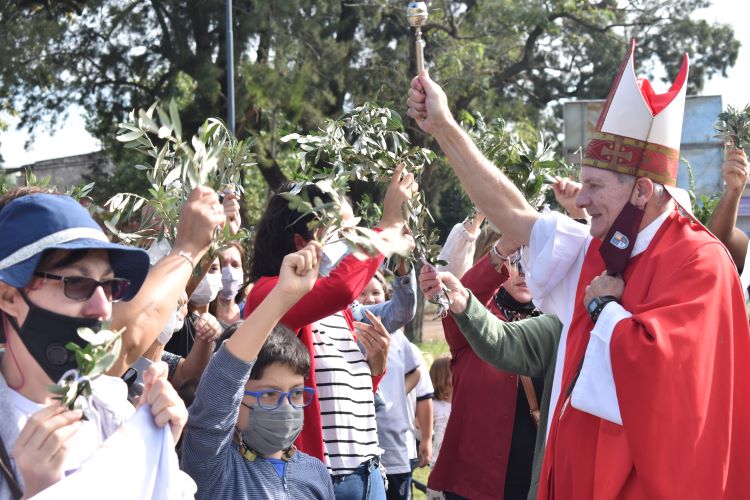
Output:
[239, 403, 304, 456]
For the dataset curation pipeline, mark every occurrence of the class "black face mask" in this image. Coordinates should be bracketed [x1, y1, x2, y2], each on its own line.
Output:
[5, 290, 101, 384]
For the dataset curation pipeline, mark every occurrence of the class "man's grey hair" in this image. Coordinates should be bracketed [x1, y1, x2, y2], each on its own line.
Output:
[616, 172, 670, 206]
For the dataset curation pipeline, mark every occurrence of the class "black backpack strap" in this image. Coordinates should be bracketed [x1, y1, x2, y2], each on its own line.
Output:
[0, 434, 22, 500]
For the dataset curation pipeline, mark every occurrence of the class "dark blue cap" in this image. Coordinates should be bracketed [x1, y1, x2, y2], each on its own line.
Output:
[0, 194, 149, 300]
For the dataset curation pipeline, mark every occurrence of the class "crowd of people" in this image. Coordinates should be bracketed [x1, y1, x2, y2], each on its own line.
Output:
[0, 39, 748, 500]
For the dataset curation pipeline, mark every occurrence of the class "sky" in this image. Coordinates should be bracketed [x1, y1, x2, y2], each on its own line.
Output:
[1, 0, 748, 169]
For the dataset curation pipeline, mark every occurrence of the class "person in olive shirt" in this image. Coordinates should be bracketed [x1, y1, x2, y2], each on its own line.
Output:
[419, 266, 563, 500]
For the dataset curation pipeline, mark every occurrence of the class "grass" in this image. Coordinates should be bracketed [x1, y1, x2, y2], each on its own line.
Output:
[411, 465, 431, 499]
[408, 340, 448, 499]
[415, 339, 450, 364]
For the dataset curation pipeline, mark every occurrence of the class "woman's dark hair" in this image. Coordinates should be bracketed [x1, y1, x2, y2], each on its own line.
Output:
[249, 182, 333, 282]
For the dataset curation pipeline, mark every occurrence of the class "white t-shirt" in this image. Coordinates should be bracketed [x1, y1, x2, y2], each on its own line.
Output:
[430, 399, 451, 468]
[406, 342, 434, 449]
[375, 330, 422, 474]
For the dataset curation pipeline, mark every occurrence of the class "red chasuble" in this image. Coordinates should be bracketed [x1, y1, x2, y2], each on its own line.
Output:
[537, 210, 750, 499]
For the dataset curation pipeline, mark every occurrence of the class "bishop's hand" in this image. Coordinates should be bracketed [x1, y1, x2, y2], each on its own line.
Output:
[583, 271, 624, 308]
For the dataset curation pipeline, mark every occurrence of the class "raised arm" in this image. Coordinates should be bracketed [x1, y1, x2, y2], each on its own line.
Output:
[110, 186, 226, 376]
[406, 71, 539, 244]
[425, 270, 561, 378]
[353, 266, 417, 333]
[437, 212, 485, 279]
[183, 243, 321, 484]
[708, 149, 749, 270]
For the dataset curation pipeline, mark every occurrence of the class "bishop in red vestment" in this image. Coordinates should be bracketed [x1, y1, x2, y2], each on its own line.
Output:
[406, 38, 750, 500]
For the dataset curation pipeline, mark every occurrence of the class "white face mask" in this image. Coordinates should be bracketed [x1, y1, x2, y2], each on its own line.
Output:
[220, 265, 244, 300]
[157, 308, 185, 345]
[190, 272, 223, 306]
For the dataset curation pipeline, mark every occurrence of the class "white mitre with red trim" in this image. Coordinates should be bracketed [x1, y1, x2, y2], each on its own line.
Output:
[583, 39, 689, 187]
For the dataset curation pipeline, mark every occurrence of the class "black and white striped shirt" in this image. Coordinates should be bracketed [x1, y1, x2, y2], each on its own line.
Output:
[312, 312, 382, 476]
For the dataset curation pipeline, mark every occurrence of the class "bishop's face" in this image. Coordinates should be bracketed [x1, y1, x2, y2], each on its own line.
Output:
[576, 167, 635, 240]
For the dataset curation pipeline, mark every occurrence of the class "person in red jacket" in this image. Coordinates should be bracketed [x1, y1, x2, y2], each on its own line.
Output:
[425, 234, 543, 500]
[244, 165, 416, 499]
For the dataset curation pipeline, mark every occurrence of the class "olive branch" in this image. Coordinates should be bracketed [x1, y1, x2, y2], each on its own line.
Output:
[48, 324, 125, 413]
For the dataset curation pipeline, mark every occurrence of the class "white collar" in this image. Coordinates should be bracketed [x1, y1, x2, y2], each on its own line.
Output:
[631, 209, 672, 258]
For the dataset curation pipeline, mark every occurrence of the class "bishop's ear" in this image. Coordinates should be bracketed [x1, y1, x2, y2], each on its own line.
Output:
[634, 177, 655, 209]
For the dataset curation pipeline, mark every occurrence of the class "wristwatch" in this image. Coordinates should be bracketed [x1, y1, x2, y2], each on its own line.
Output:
[587, 295, 619, 323]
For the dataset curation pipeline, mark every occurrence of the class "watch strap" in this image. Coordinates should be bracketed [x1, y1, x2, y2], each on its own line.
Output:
[589, 295, 619, 323]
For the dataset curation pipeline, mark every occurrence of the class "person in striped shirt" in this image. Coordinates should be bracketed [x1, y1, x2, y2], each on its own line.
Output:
[244, 165, 418, 499]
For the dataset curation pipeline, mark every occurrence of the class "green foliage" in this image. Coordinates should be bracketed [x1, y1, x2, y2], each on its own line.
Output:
[282, 103, 441, 263]
[279, 179, 413, 270]
[715, 105, 750, 149]
[49, 324, 124, 412]
[685, 157, 720, 225]
[104, 101, 253, 256]
[0, 0, 742, 241]
[432, 167, 475, 244]
[281, 104, 434, 181]
[465, 113, 574, 209]
[1, 1, 740, 180]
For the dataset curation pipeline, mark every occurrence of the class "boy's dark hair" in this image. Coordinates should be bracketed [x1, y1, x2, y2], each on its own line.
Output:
[248, 182, 332, 282]
[217, 321, 310, 380]
[250, 325, 310, 381]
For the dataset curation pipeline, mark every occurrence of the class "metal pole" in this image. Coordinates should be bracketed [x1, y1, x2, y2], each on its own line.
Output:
[225, 0, 235, 135]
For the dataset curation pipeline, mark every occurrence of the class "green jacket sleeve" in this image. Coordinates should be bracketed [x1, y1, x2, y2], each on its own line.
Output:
[451, 291, 564, 500]
[452, 291, 563, 379]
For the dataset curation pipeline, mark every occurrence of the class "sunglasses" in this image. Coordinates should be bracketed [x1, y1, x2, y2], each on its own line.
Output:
[33, 272, 131, 302]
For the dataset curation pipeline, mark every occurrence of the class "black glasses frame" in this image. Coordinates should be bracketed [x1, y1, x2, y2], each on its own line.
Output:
[33, 272, 131, 302]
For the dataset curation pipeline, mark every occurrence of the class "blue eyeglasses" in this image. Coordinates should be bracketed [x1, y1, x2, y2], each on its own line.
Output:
[243, 387, 315, 410]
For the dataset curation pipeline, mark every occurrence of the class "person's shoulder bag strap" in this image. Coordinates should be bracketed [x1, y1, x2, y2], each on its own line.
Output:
[521, 376, 541, 428]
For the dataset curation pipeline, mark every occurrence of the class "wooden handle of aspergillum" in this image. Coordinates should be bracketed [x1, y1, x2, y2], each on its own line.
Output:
[415, 30, 425, 74]
[416, 44, 424, 73]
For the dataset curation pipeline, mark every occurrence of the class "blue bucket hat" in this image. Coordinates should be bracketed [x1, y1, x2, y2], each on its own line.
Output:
[0, 193, 149, 301]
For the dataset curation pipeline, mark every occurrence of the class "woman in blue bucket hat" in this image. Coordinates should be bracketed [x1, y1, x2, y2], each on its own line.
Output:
[0, 188, 190, 499]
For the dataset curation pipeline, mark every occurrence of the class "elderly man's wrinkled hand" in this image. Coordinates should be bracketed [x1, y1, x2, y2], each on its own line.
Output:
[584, 271, 625, 307]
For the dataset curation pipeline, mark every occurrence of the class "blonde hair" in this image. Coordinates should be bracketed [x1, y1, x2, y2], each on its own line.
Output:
[430, 355, 453, 402]
[473, 226, 501, 264]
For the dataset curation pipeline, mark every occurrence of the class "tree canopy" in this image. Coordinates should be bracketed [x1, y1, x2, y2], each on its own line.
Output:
[0, 0, 740, 205]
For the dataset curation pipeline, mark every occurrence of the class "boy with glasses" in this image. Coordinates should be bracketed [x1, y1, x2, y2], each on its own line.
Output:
[182, 242, 335, 499]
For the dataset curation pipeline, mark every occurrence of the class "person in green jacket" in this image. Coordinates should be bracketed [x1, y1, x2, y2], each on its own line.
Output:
[420, 266, 563, 500]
